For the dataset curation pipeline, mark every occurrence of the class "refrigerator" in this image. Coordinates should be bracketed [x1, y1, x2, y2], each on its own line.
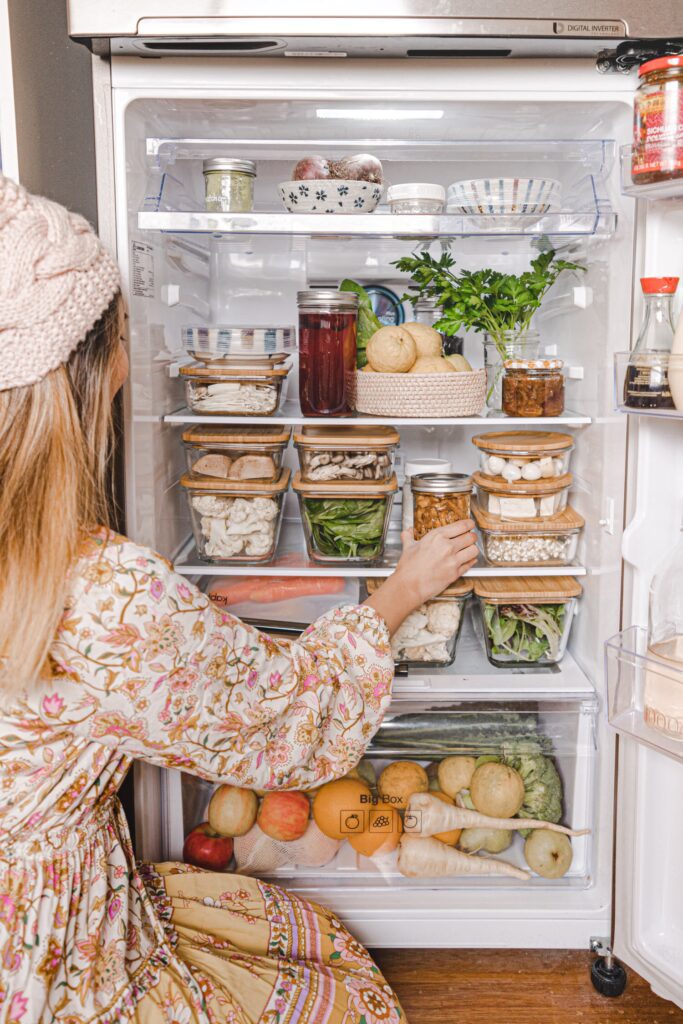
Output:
[68, 1, 683, 1007]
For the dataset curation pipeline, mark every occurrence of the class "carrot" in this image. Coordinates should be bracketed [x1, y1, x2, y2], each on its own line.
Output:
[398, 835, 530, 880]
[208, 576, 346, 607]
[405, 792, 590, 838]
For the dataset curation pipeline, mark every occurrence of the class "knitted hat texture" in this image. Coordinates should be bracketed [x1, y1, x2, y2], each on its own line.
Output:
[0, 174, 121, 391]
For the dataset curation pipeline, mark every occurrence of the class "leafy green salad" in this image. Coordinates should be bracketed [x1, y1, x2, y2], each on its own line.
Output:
[483, 602, 567, 663]
[303, 497, 388, 558]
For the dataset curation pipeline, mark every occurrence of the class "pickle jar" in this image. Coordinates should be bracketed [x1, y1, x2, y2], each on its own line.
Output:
[502, 359, 565, 418]
[411, 473, 472, 540]
[203, 158, 257, 213]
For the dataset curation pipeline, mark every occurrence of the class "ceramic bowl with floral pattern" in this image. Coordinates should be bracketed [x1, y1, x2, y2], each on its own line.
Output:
[278, 179, 383, 213]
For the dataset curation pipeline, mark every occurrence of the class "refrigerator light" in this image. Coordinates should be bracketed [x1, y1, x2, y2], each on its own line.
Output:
[315, 108, 444, 120]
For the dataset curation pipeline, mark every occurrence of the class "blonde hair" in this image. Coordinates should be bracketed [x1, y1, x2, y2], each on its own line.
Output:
[0, 294, 122, 697]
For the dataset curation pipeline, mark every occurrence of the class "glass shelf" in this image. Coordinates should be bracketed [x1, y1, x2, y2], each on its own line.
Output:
[163, 402, 593, 428]
[605, 626, 683, 763]
[613, 351, 683, 418]
[138, 208, 617, 243]
[620, 144, 683, 201]
[174, 521, 587, 579]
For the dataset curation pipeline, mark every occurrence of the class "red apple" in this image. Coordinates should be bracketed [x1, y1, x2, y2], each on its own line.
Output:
[182, 822, 234, 871]
[257, 791, 310, 842]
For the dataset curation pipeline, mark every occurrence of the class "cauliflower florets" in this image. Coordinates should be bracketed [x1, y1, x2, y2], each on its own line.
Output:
[193, 495, 234, 518]
[426, 600, 461, 637]
[202, 517, 246, 558]
[245, 530, 274, 556]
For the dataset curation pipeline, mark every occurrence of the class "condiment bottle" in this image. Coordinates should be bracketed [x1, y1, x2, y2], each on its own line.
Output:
[670, 301, 683, 411]
[401, 458, 452, 532]
[624, 277, 678, 410]
[645, 519, 683, 738]
[297, 290, 359, 416]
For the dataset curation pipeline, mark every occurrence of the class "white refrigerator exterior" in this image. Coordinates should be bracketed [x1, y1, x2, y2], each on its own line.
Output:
[91, 50, 683, 1004]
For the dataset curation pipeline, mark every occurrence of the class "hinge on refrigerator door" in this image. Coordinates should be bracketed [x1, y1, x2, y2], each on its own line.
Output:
[596, 39, 683, 73]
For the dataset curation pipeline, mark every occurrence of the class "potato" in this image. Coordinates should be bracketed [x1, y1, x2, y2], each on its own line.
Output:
[470, 763, 525, 818]
[366, 325, 417, 373]
[437, 756, 476, 798]
[402, 322, 443, 359]
[444, 353, 473, 372]
[409, 356, 456, 374]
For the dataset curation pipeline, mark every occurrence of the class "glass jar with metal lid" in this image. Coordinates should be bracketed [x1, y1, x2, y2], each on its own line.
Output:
[502, 359, 565, 418]
[633, 56, 683, 185]
[297, 289, 359, 417]
[411, 473, 472, 540]
[203, 158, 257, 213]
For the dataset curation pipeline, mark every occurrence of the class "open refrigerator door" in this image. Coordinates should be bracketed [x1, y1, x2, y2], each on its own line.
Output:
[605, 185, 683, 1006]
[95, 53, 657, 951]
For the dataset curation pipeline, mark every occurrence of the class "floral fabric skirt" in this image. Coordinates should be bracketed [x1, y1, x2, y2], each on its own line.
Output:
[137, 863, 405, 1024]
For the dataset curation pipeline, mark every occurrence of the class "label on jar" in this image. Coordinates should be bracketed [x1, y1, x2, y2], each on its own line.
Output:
[633, 90, 683, 176]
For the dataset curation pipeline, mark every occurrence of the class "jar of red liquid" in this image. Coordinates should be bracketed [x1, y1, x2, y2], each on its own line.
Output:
[297, 289, 359, 416]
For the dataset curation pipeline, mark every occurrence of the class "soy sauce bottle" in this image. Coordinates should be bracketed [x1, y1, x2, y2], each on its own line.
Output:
[625, 277, 678, 409]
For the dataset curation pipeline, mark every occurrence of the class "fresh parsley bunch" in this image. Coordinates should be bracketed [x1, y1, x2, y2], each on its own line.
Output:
[392, 250, 585, 359]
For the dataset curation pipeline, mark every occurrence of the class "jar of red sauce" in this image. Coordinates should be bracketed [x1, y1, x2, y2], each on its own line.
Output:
[633, 55, 683, 184]
[297, 289, 359, 416]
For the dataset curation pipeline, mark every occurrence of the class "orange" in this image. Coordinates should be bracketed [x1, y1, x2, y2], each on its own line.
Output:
[312, 778, 371, 840]
[348, 808, 403, 857]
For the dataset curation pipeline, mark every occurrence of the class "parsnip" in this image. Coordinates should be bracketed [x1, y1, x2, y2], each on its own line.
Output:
[405, 792, 590, 838]
[398, 835, 530, 880]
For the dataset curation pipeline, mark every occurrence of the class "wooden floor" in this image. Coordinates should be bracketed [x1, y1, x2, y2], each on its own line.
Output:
[371, 949, 683, 1024]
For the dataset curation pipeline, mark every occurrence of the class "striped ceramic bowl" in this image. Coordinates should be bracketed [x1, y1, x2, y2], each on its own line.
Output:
[447, 177, 561, 216]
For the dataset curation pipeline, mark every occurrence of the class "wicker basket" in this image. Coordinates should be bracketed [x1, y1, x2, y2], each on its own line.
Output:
[353, 368, 487, 418]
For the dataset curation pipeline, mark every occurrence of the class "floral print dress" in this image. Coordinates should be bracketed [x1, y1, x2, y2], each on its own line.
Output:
[0, 530, 403, 1024]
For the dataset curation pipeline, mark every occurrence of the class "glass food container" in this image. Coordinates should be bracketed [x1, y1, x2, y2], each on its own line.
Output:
[297, 289, 359, 417]
[475, 576, 582, 666]
[203, 158, 257, 212]
[473, 470, 572, 521]
[472, 430, 574, 482]
[366, 577, 472, 667]
[293, 472, 398, 564]
[502, 359, 565, 418]
[182, 325, 295, 364]
[180, 364, 290, 416]
[181, 469, 290, 564]
[294, 425, 400, 483]
[386, 183, 446, 214]
[401, 458, 452, 532]
[473, 503, 584, 567]
[633, 56, 683, 184]
[183, 424, 291, 481]
[411, 473, 472, 540]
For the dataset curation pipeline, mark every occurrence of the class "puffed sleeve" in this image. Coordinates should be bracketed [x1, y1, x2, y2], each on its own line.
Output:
[38, 531, 394, 790]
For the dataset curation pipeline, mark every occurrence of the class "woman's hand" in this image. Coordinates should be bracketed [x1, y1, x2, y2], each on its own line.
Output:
[363, 520, 478, 636]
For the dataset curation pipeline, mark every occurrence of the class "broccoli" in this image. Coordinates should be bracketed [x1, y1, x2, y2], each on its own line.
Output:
[502, 740, 563, 837]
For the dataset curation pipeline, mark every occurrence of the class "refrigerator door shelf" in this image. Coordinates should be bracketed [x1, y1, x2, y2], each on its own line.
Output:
[620, 145, 683, 203]
[606, 626, 683, 765]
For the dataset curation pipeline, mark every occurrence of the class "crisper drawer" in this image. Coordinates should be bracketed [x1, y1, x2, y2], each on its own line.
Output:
[170, 696, 598, 892]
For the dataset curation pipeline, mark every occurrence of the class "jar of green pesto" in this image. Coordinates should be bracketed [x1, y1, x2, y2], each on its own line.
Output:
[203, 158, 257, 212]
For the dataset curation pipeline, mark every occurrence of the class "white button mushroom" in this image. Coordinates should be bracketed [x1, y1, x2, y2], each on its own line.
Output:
[486, 455, 506, 476]
[501, 463, 522, 482]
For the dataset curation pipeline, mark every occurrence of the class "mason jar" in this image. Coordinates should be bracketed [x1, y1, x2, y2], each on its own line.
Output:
[203, 158, 257, 213]
[297, 289, 359, 416]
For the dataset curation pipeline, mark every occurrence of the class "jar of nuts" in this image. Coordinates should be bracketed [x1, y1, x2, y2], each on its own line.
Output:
[411, 473, 472, 540]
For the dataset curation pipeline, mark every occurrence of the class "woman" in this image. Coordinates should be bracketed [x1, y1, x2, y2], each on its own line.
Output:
[0, 174, 478, 1024]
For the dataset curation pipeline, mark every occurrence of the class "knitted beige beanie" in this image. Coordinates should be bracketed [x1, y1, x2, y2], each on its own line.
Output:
[0, 174, 121, 392]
